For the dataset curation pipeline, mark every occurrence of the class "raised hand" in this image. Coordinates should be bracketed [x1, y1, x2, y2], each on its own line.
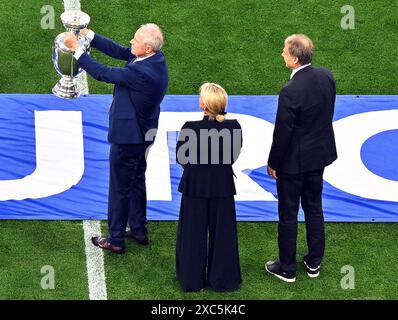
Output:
[64, 32, 79, 51]
[80, 28, 90, 36]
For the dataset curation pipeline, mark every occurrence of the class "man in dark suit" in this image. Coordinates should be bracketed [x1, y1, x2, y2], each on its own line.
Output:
[265, 34, 337, 282]
[64, 24, 168, 253]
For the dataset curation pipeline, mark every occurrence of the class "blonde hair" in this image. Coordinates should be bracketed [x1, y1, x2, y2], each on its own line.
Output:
[199, 82, 228, 122]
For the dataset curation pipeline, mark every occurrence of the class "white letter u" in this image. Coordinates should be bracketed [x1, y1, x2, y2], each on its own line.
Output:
[0, 111, 84, 201]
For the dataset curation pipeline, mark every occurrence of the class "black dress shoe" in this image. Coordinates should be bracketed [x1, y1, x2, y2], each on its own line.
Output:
[265, 261, 296, 283]
[91, 236, 125, 254]
[125, 230, 149, 246]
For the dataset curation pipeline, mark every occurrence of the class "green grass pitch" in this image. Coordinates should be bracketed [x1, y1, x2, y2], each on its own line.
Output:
[0, 0, 397, 299]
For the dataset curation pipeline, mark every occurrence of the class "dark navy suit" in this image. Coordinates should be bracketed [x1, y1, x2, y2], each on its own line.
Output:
[176, 117, 242, 292]
[268, 65, 337, 273]
[77, 33, 168, 247]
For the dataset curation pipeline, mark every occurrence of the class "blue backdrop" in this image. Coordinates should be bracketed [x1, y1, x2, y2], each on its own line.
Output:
[0, 94, 397, 221]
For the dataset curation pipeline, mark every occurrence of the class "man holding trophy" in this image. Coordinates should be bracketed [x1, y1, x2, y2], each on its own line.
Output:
[64, 22, 169, 254]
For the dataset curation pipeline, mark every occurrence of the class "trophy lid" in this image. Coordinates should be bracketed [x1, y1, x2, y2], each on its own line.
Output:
[61, 10, 90, 29]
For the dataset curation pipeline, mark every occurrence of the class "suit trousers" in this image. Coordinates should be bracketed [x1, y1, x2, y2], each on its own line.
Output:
[176, 195, 242, 292]
[276, 168, 325, 272]
[108, 143, 150, 247]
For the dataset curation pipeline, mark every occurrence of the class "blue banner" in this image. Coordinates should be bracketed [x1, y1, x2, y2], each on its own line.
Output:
[0, 94, 397, 221]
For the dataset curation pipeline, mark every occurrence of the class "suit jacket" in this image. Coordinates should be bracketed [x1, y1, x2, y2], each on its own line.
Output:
[268, 65, 337, 174]
[77, 33, 169, 144]
[176, 117, 242, 198]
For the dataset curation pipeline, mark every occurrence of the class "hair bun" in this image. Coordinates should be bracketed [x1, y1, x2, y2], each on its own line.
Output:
[215, 114, 225, 122]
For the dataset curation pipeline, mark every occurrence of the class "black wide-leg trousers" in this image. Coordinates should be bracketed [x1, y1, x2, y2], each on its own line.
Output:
[176, 195, 242, 292]
[276, 168, 325, 272]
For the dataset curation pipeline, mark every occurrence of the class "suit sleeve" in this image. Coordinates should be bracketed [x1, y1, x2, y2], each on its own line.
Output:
[232, 121, 243, 164]
[267, 87, 297, 170]
[90, 33, 133, 61]
[77, 52, 142, 88]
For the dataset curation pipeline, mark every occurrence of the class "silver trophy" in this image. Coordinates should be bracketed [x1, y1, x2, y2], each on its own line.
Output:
[52, 10, 91, 99]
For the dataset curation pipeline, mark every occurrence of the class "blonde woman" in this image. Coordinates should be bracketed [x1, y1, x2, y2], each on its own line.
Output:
[175, 83, 242, 292]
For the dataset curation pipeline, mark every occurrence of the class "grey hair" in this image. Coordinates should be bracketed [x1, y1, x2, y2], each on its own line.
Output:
[139, 23, 164, 51]
[285, 34, 314, 65]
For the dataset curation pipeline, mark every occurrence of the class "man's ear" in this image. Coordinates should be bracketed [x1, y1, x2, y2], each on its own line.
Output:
[146, 45, 153, 54]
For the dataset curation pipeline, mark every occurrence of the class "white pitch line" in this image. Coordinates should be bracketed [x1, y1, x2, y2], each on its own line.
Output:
[63, 0, 81, 10]
[83, 220, 108, 300]
[63, 0, 89, 95]
[63, 0, 103, 300]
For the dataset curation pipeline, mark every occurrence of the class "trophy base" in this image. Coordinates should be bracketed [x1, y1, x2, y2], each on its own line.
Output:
[52, 76, 80, 99]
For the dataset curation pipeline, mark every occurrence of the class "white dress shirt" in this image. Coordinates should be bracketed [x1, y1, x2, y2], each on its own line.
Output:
[134, 52, 156, 62]
[290, 63, 311, 79]
[73, 30, 95, 60]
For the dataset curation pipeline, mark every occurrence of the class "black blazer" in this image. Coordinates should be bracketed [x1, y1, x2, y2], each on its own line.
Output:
[176, 117, 242, 198]
[268, 65, 337, 174]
